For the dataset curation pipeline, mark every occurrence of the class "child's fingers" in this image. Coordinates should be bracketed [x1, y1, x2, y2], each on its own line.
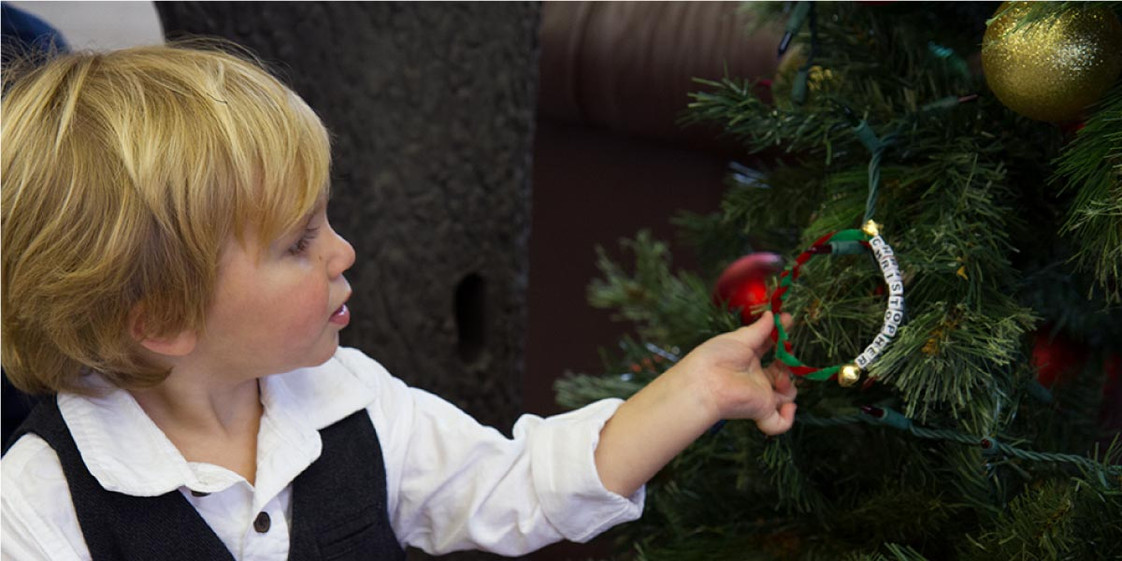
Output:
[731, 311, 777, 351]
[742, 311, 792, 353]
[768, 362, 797, 403]
[756, 402, 797, 435]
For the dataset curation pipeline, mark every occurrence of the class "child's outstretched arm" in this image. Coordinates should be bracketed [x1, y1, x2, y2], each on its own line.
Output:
[594, 311, 797, 497]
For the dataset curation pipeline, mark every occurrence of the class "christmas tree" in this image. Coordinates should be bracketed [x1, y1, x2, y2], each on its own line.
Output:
[556, 2, 1122, 560]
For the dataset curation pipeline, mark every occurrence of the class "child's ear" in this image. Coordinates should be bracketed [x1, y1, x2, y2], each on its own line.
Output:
[129, 305, 197, 357]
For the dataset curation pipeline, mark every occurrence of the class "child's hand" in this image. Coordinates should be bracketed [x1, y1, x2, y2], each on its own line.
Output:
[594, 311, 798, 496]
[674, 311, 796, 435]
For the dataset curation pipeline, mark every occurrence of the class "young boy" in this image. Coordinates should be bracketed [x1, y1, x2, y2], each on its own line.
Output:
[0, 43, 796, 560]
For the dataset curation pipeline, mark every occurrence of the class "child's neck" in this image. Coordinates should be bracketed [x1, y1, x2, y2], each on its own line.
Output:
[130, 375, 263, 486]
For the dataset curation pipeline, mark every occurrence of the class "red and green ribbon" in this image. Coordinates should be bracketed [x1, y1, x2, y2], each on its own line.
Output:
[770, 229, 870, 381]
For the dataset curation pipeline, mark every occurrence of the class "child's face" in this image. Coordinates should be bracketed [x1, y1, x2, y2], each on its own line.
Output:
[190, 199, 356, 380]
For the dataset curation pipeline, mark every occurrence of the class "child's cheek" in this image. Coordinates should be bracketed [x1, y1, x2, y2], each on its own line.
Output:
[281, 277, 334, 332]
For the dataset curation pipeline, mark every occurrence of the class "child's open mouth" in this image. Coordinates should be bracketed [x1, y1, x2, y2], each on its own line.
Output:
[330, 303, 350, 326]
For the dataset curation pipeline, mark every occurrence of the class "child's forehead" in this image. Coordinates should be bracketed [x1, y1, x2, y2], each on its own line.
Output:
[232, 187, 330, 246]
[293, 189, 331, 226]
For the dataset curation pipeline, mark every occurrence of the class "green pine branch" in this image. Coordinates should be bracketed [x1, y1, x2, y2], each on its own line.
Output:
[1054, 83, 1122, 303]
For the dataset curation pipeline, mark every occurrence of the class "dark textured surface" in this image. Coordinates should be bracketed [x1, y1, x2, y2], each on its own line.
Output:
[156, 3, 539, 446]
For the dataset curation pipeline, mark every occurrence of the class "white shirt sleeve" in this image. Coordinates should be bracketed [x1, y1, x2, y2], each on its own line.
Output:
[336, 348, 644, 556]
[1, 436, 91, 561]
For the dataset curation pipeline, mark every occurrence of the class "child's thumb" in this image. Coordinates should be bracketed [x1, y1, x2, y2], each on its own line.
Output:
[732, 311, 776, 350]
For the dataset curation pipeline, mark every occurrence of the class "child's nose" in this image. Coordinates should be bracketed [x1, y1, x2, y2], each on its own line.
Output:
[328, 229, 355, 277]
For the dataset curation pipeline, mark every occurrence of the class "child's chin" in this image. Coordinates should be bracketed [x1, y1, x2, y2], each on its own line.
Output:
[308, 339, 340, 366]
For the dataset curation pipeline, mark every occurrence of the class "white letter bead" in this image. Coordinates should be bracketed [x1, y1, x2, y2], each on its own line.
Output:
[862, 348, 879, 365]
[882, 323, 898, 337]
[888, 296, 904, 311]
[889, 282, 904, 296]
[885, 309, 904, 324]
[855, 354, 871, 368]
[862, 346, 881, 363]
[872, 333, 891, 350]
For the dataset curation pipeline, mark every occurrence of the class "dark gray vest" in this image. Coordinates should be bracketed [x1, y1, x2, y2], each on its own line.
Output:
[6, 396, 406, 561]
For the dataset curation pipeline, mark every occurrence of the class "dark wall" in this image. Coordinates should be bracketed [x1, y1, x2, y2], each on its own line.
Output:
[157, 2, 541, 437]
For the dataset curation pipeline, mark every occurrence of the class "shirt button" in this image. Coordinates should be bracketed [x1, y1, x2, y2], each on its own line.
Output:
[253, 511, 271, 534]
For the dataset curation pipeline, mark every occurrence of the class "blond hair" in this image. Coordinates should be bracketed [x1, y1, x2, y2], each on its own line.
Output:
[1, 42, 332, 394]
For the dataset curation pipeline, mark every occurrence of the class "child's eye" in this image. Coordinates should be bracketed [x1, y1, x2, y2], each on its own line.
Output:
[287, 227, 319, 255]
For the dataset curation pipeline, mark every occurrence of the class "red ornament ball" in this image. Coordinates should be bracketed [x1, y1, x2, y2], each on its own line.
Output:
[714, 252, 783, 324]
[1100, 354, 1121, 431]
[1031, 329, 1087, 388]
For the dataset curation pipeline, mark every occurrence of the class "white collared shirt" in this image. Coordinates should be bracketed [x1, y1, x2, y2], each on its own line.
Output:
[0, 347, 643, 560]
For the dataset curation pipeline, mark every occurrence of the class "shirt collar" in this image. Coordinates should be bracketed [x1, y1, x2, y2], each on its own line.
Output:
[58, 351, 378, 499]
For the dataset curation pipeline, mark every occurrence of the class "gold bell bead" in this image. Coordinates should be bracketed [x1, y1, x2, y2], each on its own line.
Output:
[862, 220, 881, 237]
[838, 364, 862, 387]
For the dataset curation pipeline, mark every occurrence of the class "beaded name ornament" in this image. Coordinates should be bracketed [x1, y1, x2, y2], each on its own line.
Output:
[770, 220, 904, 387]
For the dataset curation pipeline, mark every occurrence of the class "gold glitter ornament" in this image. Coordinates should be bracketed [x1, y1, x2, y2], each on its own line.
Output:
[982, 2, 1122, 123]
